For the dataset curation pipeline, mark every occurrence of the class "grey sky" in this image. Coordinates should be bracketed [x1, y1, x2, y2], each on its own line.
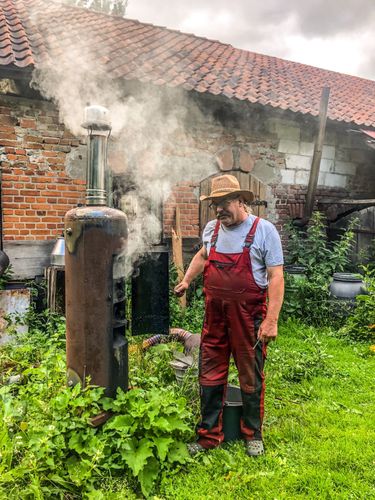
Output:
[126, 0, 375, 80]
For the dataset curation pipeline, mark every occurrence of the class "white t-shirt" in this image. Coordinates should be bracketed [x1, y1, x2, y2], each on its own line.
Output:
[202, 215, 284, 288]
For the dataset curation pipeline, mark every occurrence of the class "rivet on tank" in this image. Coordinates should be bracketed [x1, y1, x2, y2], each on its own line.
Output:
[64, 105, 128, 397]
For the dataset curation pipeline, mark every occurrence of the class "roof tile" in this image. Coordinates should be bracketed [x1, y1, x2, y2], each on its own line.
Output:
[1, 0, 375, 127]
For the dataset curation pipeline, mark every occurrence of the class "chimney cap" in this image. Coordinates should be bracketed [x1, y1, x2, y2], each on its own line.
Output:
[82, 105, 111, 131]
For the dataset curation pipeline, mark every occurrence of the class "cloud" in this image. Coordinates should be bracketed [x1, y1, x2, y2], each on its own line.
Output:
[126, 0, 375, 79]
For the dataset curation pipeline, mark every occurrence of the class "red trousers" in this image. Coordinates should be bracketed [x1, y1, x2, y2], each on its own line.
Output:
[197, 217, 267, 448]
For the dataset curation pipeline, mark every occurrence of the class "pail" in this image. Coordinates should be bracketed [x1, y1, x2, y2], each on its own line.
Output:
[223, 384, 243, 442]
[329, 273, 365, 300]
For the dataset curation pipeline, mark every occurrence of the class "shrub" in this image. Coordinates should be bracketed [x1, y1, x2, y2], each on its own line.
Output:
[339, 268, 375, 342]
[282, 212, 357, 326]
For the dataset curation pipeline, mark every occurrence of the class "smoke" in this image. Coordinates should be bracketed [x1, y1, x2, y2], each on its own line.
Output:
[30, 14, 216, 277]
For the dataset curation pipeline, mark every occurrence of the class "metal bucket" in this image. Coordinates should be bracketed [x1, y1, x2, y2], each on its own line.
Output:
[223, 384, 243, 442]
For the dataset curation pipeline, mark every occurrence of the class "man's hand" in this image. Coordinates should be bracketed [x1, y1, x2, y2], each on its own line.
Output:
[258, 317, 278, 343]
[174, 280, 190, 297]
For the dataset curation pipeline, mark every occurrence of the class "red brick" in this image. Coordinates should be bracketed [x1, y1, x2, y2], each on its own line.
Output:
[19, 118, 36, 128]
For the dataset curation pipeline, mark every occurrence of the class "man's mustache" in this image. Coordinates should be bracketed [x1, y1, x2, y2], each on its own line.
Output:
[217, 212, 230, 219]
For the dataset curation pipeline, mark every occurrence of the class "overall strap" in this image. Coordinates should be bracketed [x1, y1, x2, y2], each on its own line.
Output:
[244, 217, 260, 249]
[210, 220, 221, 248]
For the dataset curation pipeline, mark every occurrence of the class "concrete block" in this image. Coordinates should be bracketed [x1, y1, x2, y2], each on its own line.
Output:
[320, 159, 334, 173]
[334, 161, 356, 175]
[324, 173, 348, 188]
[295, 170, 310, 185]
[267, 118, 301, 141]
[276, 125, 301, 141]
[285, 154, 312, 171]
[278, 139, 300, 154]
[299, 142, 314, 156]
[335, 148, 351, 161]
[350, 149, 368, 163]
[318, 172, 325, 185]
[252, 160, 278, 183]
[280, 169, 296, 184]
[322, 145, 335, 160]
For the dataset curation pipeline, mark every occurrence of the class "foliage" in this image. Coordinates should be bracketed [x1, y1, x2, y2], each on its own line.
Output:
[63, 0, 128, 16]
[285, 211, 357, 279]
[282, 212, 357, 326]
[0, 318, 192, 498]
[269, 322, 332, 383]
[0, 264, 13, 290]
[169, 263, 205, 334]
[339, 267, 375, 342]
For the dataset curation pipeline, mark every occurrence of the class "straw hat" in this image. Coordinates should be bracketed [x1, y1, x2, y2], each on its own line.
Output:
[200, 174, 254, 202]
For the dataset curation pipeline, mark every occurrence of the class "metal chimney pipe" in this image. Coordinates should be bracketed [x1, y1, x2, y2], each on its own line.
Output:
[65, 105, 128, 397]
[82, 105, 111, 206]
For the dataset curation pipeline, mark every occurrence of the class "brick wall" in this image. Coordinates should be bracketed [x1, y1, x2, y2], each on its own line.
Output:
[163, 182, 200, 237]
[0, 95, 85, 241]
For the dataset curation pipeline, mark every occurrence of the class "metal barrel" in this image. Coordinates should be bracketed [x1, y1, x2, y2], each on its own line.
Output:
[65, 205, 128, 397]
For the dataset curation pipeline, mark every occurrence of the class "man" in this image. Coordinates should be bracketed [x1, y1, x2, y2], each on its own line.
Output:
[174, 174, 284, 457]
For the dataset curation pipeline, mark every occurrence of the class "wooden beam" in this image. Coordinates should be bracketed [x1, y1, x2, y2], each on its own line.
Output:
[171, 206, 186, 310]
[318, 199, 375, 205]
[303, 86, 330, 221]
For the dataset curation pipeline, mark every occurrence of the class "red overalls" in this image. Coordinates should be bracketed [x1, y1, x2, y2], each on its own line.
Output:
[197, 216, 267, 448]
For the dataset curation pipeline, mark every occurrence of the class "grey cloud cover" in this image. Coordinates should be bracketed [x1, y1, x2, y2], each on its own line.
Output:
[126, 0, 375, 79]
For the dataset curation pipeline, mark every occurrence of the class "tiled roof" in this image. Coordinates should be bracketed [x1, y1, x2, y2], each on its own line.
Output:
[2, 0, 375, 127]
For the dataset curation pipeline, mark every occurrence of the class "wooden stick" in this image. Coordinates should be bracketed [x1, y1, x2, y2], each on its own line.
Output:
[172, 207, 186, 309]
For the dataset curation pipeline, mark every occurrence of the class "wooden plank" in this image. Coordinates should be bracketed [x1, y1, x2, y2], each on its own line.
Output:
[258, 184, 267, 218]
[172, 207, 186, 310]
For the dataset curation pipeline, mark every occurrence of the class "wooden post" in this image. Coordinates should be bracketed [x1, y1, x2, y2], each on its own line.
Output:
[172, 206, 186, 309]
[303, 86, 330, 222]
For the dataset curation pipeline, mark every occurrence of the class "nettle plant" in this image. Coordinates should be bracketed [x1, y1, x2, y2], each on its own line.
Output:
[0, 319, 192, 498]
[282, 212, 357, 326]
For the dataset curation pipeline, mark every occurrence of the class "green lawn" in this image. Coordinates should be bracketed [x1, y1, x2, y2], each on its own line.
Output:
[0, 318, 374, 499]
[159, 322, 375, 499]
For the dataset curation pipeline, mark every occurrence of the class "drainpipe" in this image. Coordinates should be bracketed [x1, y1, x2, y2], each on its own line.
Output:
[296, 86, 330, 226]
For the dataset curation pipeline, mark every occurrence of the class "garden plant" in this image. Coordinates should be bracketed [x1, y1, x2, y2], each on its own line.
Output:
[0, 217, 375, 498]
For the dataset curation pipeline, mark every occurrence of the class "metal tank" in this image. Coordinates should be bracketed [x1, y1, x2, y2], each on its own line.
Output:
[65, 105, 128, 397]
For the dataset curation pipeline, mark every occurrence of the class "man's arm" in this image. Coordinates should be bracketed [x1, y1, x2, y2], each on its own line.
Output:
[174, 246, 208, 297]
[258, 265, 284, 343]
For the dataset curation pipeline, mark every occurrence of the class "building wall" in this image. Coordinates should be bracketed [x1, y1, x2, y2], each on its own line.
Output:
[0, 94, 86, 277]
[0, 95, 85, 241]
[1, 90, 374, 277]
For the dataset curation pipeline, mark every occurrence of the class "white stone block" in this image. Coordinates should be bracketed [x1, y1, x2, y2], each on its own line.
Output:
[299, 142, 314, 156]
[324, 173, 348, 188]
[280, 169, 296, 184]
[318, 172, 325, 185]
[322, 145, 335, 160]
[277, 125, 301, 141]
[278, 139, 300, 154]
[334, 161, 356, 175]
[285, 154, 312, 171]
[295, 170, 310, 185]
[320, 159, 334, 173]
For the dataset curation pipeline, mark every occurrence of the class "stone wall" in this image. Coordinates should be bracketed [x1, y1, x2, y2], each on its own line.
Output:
[1, 89, 374, 277]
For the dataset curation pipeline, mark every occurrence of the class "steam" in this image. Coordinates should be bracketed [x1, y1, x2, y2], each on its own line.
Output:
[30, 22, 216, 277]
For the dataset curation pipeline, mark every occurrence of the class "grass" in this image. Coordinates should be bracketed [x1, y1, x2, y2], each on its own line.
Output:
[1, 315, 374, 499]
[158, 321, 375, 499]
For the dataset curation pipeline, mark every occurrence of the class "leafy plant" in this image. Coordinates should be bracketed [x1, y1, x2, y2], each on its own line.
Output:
[0, 314, 192, 498]
[0, 264, 13, 290]
[340, 267, 375, 342]
[282, 212, 357, 326]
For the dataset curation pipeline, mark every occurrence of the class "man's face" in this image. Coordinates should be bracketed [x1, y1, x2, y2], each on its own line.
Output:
[210, 196, 246, 227]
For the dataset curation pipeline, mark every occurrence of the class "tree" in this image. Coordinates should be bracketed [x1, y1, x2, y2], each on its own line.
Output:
[63, 0, 128, 17]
